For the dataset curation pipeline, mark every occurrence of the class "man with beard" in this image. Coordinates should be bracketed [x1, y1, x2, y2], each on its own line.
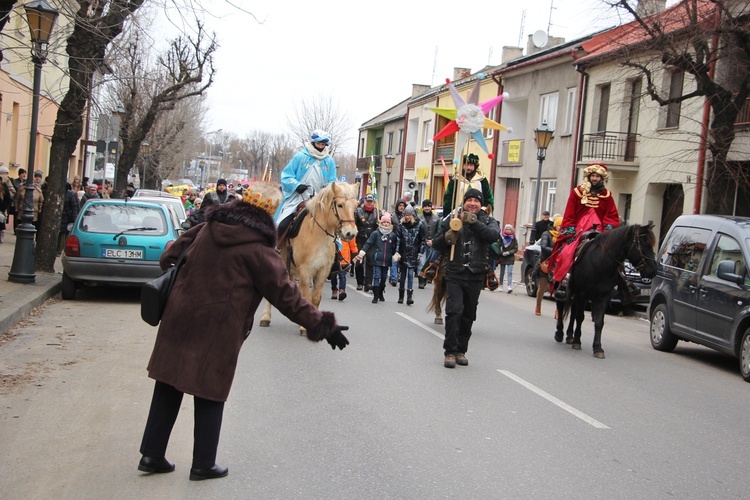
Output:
[203, 178, 236, 207]
[442, 153, 494, 214]
[417, 199, 438, 288]
[550, 163, 619, 299]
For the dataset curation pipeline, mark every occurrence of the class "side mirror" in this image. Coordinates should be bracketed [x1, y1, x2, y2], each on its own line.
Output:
[716, 260, 743, 285]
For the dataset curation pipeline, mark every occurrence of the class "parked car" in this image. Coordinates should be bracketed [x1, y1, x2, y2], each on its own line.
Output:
[61, 199, 183, 300]
[521, 241, 651, 307]
[132, 190, 187, 224]
[649, 214, 750, 382]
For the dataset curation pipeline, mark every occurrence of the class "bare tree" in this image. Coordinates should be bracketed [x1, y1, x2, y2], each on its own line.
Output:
[111, 20, 216, 196]
[611, 0, 750, 214]
[286, 94, 354, 157]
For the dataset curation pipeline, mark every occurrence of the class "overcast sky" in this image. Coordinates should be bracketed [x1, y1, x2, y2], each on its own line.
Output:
[161, 0, 638, 155]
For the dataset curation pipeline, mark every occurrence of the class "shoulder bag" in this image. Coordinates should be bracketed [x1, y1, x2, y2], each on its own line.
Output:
[140, 241, 193, 326]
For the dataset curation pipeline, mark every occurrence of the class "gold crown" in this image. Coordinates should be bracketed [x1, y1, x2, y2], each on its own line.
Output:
[242, 182, 282, 216]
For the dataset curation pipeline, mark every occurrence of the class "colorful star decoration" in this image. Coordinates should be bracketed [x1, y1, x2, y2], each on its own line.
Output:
[426, 73, 509, 164]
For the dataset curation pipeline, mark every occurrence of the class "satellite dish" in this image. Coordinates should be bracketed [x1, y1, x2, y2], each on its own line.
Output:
[532, 30, 548, 48]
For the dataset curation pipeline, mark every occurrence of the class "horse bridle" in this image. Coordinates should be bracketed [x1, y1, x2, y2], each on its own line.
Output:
[629, 227, 656, 272]
[312, 194, 357, 240]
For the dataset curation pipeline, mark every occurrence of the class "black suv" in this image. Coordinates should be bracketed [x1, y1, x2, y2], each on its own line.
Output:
[649, 214, 750, 382]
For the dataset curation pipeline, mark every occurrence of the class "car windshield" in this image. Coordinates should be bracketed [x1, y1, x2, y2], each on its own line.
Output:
[80, 204, 167, 235]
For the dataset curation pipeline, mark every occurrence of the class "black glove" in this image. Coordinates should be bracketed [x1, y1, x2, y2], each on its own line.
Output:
[295, 184, 309, 194]
[327, 325, 349, 350]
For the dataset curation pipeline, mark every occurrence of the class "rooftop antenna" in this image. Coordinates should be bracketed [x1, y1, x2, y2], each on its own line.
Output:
[431, 46, 438, 87]
[487, 46, 493, 65]
[547, 0, 556, 34]
[517, 9, 526, 47]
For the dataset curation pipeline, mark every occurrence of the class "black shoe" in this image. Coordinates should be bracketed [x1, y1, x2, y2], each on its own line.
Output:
[189, 464, 228, 481]
[138, 456, 175, 474]
[390, 279, 397, 287]
[356, 284, 363, 291]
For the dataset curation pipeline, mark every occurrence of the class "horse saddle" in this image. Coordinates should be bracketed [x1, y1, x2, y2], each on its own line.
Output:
[573, 230, 601, 262]
[279, 203, 309, 242]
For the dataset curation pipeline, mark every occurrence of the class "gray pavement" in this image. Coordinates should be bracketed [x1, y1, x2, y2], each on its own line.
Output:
[0, 231, 62, 334]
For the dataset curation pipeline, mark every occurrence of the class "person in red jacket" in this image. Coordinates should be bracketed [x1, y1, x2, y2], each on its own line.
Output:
[550, 163, 619, 299]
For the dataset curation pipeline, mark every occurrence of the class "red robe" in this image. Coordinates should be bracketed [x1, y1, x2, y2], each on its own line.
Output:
[550, 185, 619, 282]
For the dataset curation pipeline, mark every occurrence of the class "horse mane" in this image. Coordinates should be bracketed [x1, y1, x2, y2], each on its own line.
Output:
[307, 182, 337, 218]
[597, 223, 654, 255]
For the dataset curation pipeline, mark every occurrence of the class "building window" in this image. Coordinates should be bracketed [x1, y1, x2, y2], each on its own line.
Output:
[398, 128, 404, 153]
[529, 179, 557, 221]
[422, 120, 432, 150]
[596, 84, 610, 132]
[563, 87, 577, 135]
[665, 70, 684, 128]
[387, 132, 394, 155]
[539, 92, 559, 129]
[483, 107, 497, 139]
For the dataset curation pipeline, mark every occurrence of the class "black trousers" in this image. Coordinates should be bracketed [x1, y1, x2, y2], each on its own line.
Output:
[443, 274, 483, 355]
[140, 381, 224, 468]
[355, 257, 374, 287]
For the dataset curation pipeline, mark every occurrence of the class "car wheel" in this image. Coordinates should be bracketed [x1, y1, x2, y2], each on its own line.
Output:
[650, 303, 678, 352]
[61, 272, 77, 300]
[740, 328, 750, 383]
[524, 267, 537, 297]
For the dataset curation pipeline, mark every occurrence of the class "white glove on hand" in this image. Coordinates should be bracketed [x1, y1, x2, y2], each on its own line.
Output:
[502, 251, 510, 256]
[393, 252, 401, 262]
[354, 250, 366, 262]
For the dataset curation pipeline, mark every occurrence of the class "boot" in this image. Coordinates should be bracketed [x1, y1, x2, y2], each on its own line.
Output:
[406, 290, 414, 305]
[379, 284, 386, 302]
[338, 289, 347, 301]
[418, 277, 426, 289]
[398, 289, 405, 304]
[372, 286, 379, 303]
[331, 290, 338, 300]
[554, 275, 570, 301]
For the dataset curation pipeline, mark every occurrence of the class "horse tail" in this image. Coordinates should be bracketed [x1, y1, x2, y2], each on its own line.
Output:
[426, 268, 447, 315]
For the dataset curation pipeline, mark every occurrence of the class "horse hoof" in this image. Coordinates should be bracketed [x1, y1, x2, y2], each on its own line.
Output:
[571, 343, 582, 350]
[434, 318, 443, 325]
[259, 320, 270, 327]
[593, 351, 605, 359]
[554, 332, 563, 343]
[565, 337, 574, 345]
[299, 327, 307, 336]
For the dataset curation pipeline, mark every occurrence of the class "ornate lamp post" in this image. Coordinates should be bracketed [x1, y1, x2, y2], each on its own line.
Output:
[9, 0, 59, 284]
[531, 122, 554, 234]
[384, 154, 395, 211]
[140, 142, 150, 189]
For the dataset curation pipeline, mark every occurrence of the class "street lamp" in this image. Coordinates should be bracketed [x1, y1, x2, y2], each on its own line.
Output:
[531, 122, 554, 238]
[9, 0, 59, 284]
[140, 142, 150, 189]
[199, 160, 206, 189]
[384, 154, 395, 211]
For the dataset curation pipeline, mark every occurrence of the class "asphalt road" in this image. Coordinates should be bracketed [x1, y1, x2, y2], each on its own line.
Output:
[1, 281, 748, 499]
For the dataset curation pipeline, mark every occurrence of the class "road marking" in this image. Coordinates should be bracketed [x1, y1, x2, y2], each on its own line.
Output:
[395, 312, 445, 340]
[497, 370, 610, 429]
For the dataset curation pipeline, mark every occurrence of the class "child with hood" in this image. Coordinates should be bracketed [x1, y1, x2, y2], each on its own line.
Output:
[395, 205, 425, 305]
[355, 212, 399, 303]
[497, 224, 518, 292]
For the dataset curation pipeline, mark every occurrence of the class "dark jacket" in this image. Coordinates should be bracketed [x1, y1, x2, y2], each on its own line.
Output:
[60, 187, 80, 230]
[360, 228, 398, 268]
[497, 234, 518, 266]
[432, 209, 499, 277]
[396, 218, 425, 269]
[419, 211, 439, 241]
[531, 218, 553, 243]
[147, 201, 337, 402]
[532, 229, 555, 280]
[354, 205, 381, 249]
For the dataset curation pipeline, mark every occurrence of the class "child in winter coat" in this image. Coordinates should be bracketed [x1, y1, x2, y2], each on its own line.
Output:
[497, 224, 518, 292]
[395, 205, 425, 305]
[330, 237, 358, 301]
[355, 212, 399, 303]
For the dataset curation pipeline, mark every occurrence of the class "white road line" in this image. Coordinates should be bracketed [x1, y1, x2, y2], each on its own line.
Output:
[497, 370, 610, 429]
[395, 311, 445, 340]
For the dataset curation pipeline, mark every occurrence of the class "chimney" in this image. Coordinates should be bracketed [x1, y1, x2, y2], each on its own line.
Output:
[502, 46, 523, 63]
[636, 0, 667, 17]
[453, 67, 471, 81]
[411, 84, 431, 97]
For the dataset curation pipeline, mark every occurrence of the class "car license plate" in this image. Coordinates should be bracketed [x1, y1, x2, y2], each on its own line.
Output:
[641, 288, 651, 296]
[103, 248, 143, 259]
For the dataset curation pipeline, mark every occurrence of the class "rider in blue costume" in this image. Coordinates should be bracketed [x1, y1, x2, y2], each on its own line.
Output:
[274, 130, 338, 238]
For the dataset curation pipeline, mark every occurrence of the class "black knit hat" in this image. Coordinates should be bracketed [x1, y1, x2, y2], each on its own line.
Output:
[463, 188, 483, 204]
[422, 199, 433, 207]
[217, 178, 227, 186]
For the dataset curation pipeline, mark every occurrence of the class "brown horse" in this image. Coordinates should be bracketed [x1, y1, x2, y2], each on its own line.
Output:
[259, 182, 359, 332]
[426, 261, 446, 325]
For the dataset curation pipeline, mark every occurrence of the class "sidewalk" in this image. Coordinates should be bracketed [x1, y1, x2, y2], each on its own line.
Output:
[0, 231, 62, 334]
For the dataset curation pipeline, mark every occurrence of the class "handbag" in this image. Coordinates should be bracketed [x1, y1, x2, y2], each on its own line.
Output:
[140, 241, 192, 326]
[486, 269, 499, 291]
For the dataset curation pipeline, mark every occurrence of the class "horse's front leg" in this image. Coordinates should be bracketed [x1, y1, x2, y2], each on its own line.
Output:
[591, 300, 606, 359]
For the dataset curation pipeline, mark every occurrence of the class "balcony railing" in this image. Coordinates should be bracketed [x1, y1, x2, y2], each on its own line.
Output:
[735, 95, 750, 126]
[579, 131, 639, 162]
[356, 155, 383, 171]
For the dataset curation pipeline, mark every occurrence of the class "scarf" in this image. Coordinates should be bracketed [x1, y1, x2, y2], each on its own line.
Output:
[549, 229, 559, 243]
[501, 233, 514, 246]
[305, 142, 329, 160]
